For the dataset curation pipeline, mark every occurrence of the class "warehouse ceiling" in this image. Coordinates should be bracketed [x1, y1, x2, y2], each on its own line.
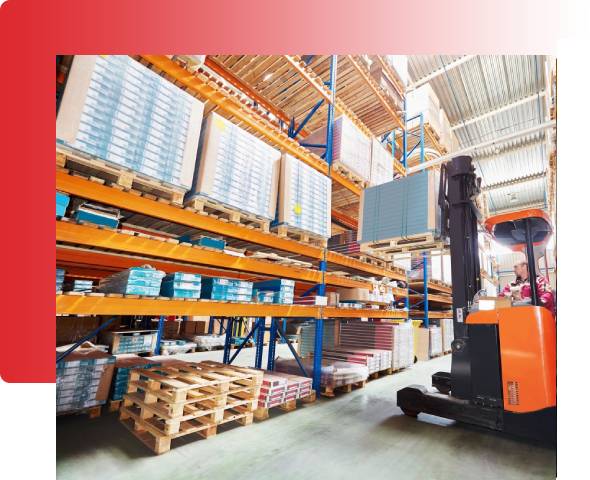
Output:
[408, 55, 553, 215]
[204, 55, 555, 217]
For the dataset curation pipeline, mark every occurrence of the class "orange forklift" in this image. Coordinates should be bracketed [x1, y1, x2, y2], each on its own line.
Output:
[397, 156, 556, 443]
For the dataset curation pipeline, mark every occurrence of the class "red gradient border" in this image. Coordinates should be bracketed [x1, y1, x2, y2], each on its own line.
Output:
[0, 0, 559, 382]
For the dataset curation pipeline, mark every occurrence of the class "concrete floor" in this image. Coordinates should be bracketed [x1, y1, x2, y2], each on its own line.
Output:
[56, 347, 556, 480]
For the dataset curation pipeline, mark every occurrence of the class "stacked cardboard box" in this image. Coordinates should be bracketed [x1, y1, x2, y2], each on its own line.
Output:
[305, 116, 372, 182]
[252, 279, 295, 305]
[440, 318, 454, 352]
[200, 277, 253, 302]
[328, 230, 360, 255]
[370, 138, 394, 187]
[339, 321, 414, 370]
[160, 272, 201, 299]
[257, 371, 313, 409]
[188, 112, 281, 219]
[276, 154, 331, 238]
[111, 355, 159, 401]
[101, 330, 158, 355]
[359, 169, 441, 244]
[181, 318, 209, 338]
[98, 266, 166, 296]
[415, 325, 443, 361]
[405, 84, 441, 133]
[56, 55, 204, 189]
[56, 346, 115, 413]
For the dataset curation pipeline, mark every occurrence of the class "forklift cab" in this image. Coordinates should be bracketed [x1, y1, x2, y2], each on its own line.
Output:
[484, 209, 553, 309]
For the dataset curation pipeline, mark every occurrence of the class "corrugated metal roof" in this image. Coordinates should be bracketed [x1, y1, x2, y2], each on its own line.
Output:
[408, 55, 550, 212]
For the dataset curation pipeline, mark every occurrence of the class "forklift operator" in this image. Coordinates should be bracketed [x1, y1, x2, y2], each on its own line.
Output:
[500, 260, 555, 315]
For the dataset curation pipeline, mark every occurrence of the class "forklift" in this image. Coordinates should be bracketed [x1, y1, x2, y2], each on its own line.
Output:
[397, 156, 556, 443]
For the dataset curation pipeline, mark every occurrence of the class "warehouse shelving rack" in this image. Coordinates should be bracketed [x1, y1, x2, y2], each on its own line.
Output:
[56, 55, 456, 394]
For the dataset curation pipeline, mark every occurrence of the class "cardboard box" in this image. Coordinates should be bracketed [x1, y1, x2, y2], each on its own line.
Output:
[415, 327, 430, 362]
[479, 296, 512, 310]
[336, 288, 370, 302]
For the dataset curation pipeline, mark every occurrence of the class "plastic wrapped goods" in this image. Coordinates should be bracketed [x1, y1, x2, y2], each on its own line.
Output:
[56, 347, 115, 413]
[56, 55, 204, 189]
[304, 116, 372, 182]
[160, 272, 201, 299]
[359, 170, 441, 244]
[188, 112, 281, 219]
[276, 154, 331, 238]
[440, 318, 454, 352]
[405, 84, 441, 133]
[370, 138, 394, 187]
[98, 266, 166, 296]
[385, 55, 409, 86]
[200, 277, 253, 302]
[274, 357, 369, 388]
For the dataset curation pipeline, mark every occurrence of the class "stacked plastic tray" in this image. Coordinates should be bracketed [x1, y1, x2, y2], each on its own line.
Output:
[253, 279, 295, 305]
[276, 154, 331, 238]
[56, 268, 66, 293]
[160, 272, 201, 299]
[56, 351, 115, 413]
[98, 266, 166, 296]
[188, 112, 280, 219]
[56, 55, 204, 189]
[200, 277, 253, 302]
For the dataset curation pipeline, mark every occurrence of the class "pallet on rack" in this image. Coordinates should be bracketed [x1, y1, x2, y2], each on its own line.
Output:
[253, 390, 316, 421]
[271, 224, 328, 248]
[332, 162, 369, 189]
[184, 195, 270, 233]
[119, 362, 260, 454]
[56, 148, 186, 205]
[360, 233, 447, 256]
[321, 379, 366, 398]
[57, 405, 102, 419]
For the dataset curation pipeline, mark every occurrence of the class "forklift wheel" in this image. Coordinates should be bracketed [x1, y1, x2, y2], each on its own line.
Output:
[401, 408, 419, 418]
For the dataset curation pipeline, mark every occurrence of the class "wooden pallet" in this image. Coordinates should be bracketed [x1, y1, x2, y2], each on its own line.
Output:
[332, 162, 369, 189]
[108, 400, 123, 412]
[321, 380, 366, 398]
[184, 195, 270, 233]
[368, 367, 394, 380]
[118, 361, 260, 454]
[57, 405, 102, 419]
[253, 390, 316, 421]
[272, 224, 328, 248]
[56, 148, 187, 205]
[360, 233, 447, 255]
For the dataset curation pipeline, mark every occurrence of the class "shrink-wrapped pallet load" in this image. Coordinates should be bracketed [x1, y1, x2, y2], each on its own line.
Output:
[405, 84, 441, 133]
[275, 154, 331, 238]
[304, 116, 372, 182]
[441, 318, 454, 352]
[56, 55, 204, 189]
[188, 112, 281, 219]
[429, 325, 443, 357]
[359, 170, 441, 246]
[392, 323, 415, 369]
[385, 55, 409, 86]
[370, 138, 394, 186]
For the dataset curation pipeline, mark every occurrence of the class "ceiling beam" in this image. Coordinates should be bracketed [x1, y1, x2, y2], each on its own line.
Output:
[408, 120, 556, 173]
[409, 55, 476, 90]
[481, 171, 547, 192]
[451, 91, 547, 131]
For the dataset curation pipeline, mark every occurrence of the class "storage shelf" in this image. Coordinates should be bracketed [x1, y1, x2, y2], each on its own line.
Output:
[56, 294, 412, 318]
[140, 55, 362, 196]
[57, 170, 406, 281]
[408, 280, 453, 294]
[408, 293, 452, 305]
[56, 219, 376, 290]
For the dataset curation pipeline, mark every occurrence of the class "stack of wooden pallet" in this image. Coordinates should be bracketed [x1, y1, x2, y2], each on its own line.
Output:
[119, 360, 262, 454]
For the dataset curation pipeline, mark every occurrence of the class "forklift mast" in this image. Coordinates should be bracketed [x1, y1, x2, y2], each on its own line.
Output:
[438, 156, 483, 400]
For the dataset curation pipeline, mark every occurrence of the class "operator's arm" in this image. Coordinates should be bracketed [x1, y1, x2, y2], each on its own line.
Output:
[499, 283, 511, 297]
[537, 276, 555, 311]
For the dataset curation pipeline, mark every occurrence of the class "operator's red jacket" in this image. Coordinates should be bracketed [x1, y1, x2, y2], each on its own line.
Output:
[499, 275, 555, 315]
